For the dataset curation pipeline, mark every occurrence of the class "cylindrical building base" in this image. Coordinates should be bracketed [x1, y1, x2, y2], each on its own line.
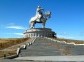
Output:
[23, 28, 56, 38]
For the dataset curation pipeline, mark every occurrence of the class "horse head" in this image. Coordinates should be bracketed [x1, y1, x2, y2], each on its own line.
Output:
[44, 11, 51, 18]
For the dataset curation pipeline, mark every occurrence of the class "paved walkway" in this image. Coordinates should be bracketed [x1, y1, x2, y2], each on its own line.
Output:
[1, 37, 84, 62]
[15, 56, 84, 61]
[19, 38, 61, 56]
[19, 38, 84, 56]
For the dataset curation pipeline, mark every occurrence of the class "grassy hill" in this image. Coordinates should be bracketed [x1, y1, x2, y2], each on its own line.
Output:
[0, 38, 29, 58]
[56, 38, 84, 44]
[0, 38, 29, 50]
[0, 37, 84, 58]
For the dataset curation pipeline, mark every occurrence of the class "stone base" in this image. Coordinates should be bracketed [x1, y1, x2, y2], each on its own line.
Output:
[23, 28, 56, 38]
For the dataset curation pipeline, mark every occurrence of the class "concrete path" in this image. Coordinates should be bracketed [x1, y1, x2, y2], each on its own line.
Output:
[19, 37, 84, 56]
[15, 56, 84, 61]
[19, 38, 61, 57]
[2, 37, 84, 62]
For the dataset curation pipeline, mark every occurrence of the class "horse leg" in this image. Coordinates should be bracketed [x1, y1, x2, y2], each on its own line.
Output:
[31, 21, 35, 28]
[42, 22, 45, 28]
[29, 22, 32, 29]
[32, 22, 35, 28]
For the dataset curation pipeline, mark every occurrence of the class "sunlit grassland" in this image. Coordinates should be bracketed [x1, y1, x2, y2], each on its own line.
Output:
[0, 38, 29, 58]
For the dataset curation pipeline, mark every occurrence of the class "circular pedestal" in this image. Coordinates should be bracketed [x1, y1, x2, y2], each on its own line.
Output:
[23, 28, 56, 38]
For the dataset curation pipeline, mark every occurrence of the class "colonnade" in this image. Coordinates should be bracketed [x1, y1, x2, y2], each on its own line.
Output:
[24, 32, 53, 38]
[24, 28, 56, 38]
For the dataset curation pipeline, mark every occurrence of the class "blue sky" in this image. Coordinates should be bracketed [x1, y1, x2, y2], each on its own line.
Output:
[0, 0, 84, 40]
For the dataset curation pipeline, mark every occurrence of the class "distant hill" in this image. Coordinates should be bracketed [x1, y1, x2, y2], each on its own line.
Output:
[56, 38, 84, 44]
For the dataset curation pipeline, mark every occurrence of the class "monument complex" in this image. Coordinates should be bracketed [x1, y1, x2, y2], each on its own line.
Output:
[2, 6, 84, 62]
[24, 6, 56, 38]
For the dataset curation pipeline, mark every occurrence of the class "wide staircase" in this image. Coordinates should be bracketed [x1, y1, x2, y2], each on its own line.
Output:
[19, 38, 61, 57]
[18, 37, 84, 57]
[2, 37, 84, 62]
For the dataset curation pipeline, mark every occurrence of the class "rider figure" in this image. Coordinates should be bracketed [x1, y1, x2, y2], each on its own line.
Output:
[36, 6, 44, 21]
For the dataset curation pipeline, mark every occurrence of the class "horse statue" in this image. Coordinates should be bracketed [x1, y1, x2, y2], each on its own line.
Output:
[29, 6, 51, 29]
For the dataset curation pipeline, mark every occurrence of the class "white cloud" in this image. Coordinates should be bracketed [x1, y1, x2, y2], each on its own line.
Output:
[13, 33, 23, 36]
[6, 25, 25, 29]
[6, 23, 26, 30]
[3, 33, 23, 35]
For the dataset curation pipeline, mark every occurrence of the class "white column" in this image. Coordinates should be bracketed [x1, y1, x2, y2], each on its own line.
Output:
[29, 33, 31, 37]
[35, 33, 37, 37]
[38, 33, 40, 37]
[34, 33, 35, 37]
[27, 34, 29, 37]
[31, 33, 32, 37]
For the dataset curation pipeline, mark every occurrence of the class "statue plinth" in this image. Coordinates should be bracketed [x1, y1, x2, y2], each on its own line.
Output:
[23, 28, 56, 38]
[23, 6, 56, 38]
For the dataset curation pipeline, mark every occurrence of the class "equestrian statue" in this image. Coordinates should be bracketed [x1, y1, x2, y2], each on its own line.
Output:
[29, 6, 51, 29]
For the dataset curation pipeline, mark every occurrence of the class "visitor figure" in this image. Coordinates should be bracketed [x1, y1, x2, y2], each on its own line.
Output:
[36, 6, 44, 22]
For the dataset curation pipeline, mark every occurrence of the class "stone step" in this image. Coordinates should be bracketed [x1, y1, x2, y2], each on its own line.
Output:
[19, 38, 61, 56]
[18, 37, 84, 57]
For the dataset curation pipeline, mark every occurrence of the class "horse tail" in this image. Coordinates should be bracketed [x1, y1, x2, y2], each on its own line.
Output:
[29, 19, 32, 29]
[49, 11, 51, 18]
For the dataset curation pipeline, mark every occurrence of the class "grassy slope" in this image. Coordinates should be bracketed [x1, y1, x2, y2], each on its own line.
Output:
[0, 38, 29, 50]
[0, 38, 29, 58]
[56, 38, 84, 44]
[0, 37, 84, 58]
